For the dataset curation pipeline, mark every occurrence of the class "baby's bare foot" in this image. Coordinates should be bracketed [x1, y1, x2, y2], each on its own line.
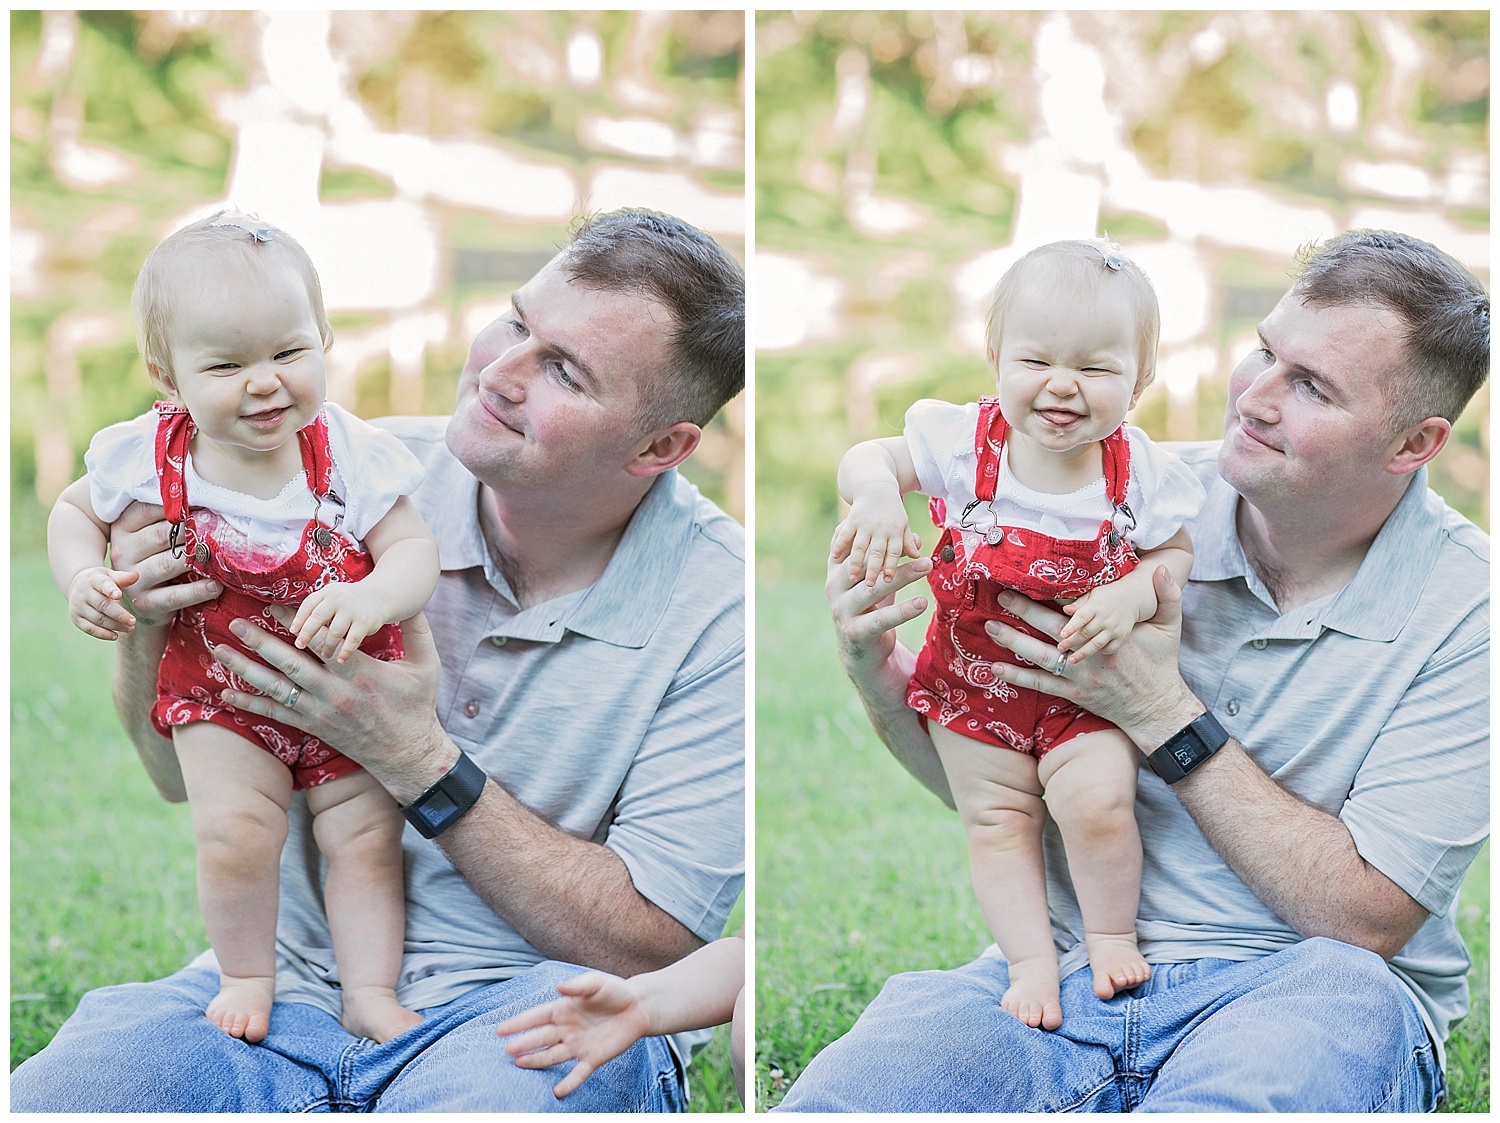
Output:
[1000, 958, 1063, 1031]
[1085, 931, 1151, 1000]
[207, 974, 276, 1043]
[341, 985, 424, 1043]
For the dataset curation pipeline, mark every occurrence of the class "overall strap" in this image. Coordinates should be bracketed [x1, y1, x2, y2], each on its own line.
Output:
[152, 401, 194, 525]
[297, 409, 334, 501]
[1099, 424, 1132, 508]
[973, 397, 1007, 503]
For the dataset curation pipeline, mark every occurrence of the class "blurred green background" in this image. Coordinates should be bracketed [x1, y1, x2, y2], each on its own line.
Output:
[13, 9, 746, 547]
[12, 9, 744, 1111]
[755, 9, 1488, 580]
[754, 9, 1489, 1111]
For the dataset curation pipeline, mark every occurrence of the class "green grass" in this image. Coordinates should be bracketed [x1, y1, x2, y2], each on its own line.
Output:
[755, 577, 1489, 1112]
[9, 552, 740, 1111]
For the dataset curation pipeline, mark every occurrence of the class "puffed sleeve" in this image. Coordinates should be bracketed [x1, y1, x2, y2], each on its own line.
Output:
[1124, 426, 1207, 550]
[323, 403, 426, 542]
[904, 398, 980, 503]
[83, 411, 163, 523]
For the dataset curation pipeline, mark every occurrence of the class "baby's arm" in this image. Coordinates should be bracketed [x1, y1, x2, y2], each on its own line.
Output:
[833, 436, 924, 586]
[1058, 527, 1193, 662]
[290, 496, 440, 662]
[48, 476, 140, 641]
[496, 933, 745, 1099]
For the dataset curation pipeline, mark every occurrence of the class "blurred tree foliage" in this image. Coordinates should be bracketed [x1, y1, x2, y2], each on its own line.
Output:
[12, 10, 744, 547]
[755, 10, 1488, 579]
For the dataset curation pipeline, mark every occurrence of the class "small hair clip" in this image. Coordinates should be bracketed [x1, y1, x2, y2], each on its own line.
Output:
[1103, 253, 1127, 272]
[211, 211, 276, 243]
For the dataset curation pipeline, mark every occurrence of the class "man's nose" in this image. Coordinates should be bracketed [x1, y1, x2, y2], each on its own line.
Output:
[1233, 361, 1281, 420]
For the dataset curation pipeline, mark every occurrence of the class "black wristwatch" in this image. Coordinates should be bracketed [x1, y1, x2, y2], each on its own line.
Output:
[402, 751, 488, 838]
[1146, 711, 1230, 785]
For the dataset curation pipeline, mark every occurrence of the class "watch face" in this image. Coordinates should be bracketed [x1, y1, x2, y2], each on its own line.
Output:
[421, 789, 458, 820]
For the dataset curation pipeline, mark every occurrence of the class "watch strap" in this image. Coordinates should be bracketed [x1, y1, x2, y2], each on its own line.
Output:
[402, 751, 488, 839]
[1146, 711, 1229, 785]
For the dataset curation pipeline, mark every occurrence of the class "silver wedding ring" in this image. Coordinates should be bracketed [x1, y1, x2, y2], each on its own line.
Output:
[286, 685, 302, 709]
[1051, 653, 1069, 676]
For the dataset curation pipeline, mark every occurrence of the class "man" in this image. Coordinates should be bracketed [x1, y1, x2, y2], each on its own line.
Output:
[785, 230, 1487, 1111]
[13, 209, 746, 1111]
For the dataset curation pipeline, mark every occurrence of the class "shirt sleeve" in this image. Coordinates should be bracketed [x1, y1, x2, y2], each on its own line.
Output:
[83, 411, 162, 523]
[604, 613, 746, 943]
[904, 398, 979, 503]
[1125, 427, 1207, 551]
[324, 403, 426, 542]
[1340, 608, 1489, 915]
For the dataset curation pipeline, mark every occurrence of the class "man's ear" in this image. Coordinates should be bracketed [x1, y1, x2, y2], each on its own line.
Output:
[1386, 416, 1451, 476]
[626, 422, 702, 478]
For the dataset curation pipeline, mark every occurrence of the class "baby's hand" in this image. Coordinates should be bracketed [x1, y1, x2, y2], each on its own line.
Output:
[831, 494, 922, 587]
[1057, 585, 1143, 661]
[495, 971, 652, 1098]
[67, 567, 140, 641]
[289, 582, 387, 663]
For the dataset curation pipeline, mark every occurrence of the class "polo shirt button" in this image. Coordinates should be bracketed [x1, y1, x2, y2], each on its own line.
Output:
[1251, 638, 1268, 650]
[463, 699, 481, 718]
[491, 636, 508, 647]
[1226, 700, 1240, 716]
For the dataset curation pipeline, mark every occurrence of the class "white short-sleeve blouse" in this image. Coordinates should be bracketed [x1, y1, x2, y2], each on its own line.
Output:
[84, 401, 424, 557]
[904, 398, 1205, 549]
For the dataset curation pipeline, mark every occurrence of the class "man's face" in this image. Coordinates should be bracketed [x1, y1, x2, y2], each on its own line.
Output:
[445, 256, 673, 494]
[1219, 294, 1409, 509]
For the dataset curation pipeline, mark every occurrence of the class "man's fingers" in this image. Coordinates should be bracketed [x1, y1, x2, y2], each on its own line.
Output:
[991, 590, 1067, 641]
[983, 617, 1066, 671]
[1150, 565, 1183, 625]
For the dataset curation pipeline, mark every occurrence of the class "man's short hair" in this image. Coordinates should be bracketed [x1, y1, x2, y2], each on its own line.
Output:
[1290, 230, 1489, 428]
[557, 208, 745, 431]
[985, 239, 1161, 393]
[132, 212, 333, 383]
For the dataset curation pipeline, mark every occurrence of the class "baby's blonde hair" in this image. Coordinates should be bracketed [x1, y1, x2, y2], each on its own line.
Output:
[984, 239, 1160, 392]
[131, 212, 333, 385]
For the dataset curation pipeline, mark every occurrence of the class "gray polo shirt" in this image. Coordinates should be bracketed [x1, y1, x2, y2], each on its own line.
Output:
[247, 416, 744, 1026]
[1041, 442, 1488, 1056]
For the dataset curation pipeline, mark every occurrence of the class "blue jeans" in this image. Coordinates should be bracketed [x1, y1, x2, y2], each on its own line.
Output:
[11, 961, 684, 1112]
[775, 938, 1442, 1112]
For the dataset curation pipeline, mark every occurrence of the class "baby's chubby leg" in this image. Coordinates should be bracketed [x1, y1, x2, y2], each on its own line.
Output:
[305, 769, 423, 1043]
[173, 723, 295, 1043]
[930, 724, 1061, 1031]
[1037, 731, 1151, 1000]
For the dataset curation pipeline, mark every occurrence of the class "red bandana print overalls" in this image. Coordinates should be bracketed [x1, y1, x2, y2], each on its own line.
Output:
[149, 402, 404, 788]
[906, 397, 1139, 757]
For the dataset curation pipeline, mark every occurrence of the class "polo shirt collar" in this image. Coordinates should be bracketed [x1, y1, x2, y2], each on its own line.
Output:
[1190, 466, 1442, 641]
[427, 456, 692, 649]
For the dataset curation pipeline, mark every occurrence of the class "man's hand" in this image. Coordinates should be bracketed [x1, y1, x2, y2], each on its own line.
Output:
[984, 565, 1197, 751]
[107, 502, 222, 626]
[826, 543, 932, 676]
[211, 608, 454, 803]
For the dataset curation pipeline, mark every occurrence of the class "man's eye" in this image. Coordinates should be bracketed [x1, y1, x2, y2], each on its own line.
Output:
[1256, 347, 1274, 363]
[551, 362, 580, 390]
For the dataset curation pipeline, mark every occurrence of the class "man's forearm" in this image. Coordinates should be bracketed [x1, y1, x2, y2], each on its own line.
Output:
[112, 623, 186, 802]
[435, 773, 703, 977]
[1165, 733, 1427, 958]
[844, 638, 954, 807]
